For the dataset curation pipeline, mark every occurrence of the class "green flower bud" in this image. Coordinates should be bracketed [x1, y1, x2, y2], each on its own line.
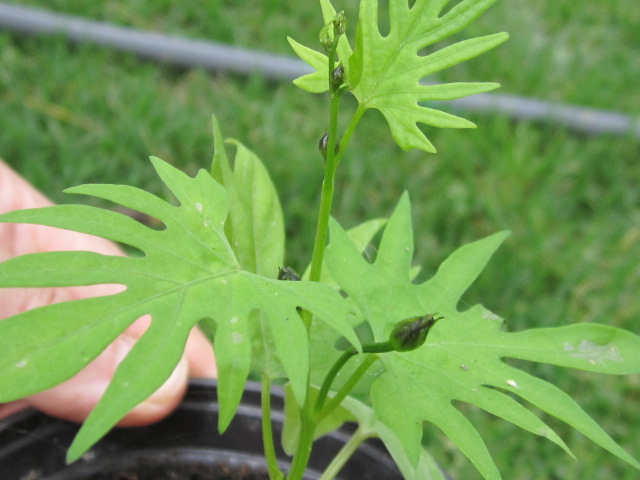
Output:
[389, 313, 443, 352]
[277, 266, 301, 281]
[319, 23, 333, 52]
[333, 11, 346, 37]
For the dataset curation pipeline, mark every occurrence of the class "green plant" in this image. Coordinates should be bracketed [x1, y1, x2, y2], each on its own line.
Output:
[1, 0, 638, 478]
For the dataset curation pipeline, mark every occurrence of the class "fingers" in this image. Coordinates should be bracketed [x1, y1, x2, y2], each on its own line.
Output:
[0, 400, 30, 420]
[25, 319, 215, 426]
[25, 335, 190, 426]
[0, 159, 53, 212]
[185, 326, 217, 378]
[115, 322, 215, 425]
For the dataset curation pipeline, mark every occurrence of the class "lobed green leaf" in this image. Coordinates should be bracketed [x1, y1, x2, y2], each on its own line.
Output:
[0, 155, 359, 462]
[210, 116, 289, 380]
[324, 193, 640, 479]
[290, 0, 508, 152]
[210, 115, 285, 278]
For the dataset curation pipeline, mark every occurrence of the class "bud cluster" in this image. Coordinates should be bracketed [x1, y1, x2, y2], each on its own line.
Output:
[319, 11, 347, 53]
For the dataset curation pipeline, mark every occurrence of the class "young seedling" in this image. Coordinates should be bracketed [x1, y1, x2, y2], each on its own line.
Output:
[1, 1, 639, 479]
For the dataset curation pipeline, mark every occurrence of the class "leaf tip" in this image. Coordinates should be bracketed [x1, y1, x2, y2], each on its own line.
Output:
[398, 190, 412, 206]
[66, 434, 90, 465]
[65, 450, 80, 465]
[424, 144, 438, 154]
[148, 156, 164, 168]
[218, 412, 233, 435]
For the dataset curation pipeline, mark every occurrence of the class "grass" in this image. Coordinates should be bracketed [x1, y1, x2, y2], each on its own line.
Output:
[1, 1, 639, 479]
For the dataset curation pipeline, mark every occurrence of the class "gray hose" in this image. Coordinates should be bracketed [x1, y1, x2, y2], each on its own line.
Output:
[444, 92, 640, 138]
[1, 2, 638, 139]
[0, 2, 310, 80]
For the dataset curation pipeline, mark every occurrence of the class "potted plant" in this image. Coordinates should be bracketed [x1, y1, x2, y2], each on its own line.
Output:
[1, 1, 639, 479]
[1, 378, 407, 480]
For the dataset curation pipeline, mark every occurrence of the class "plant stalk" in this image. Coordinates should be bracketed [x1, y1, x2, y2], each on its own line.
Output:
[315, 341, 390, 416]
[317, 427, 370, 480]
[286, 403, 316, 480]
[319, 353, 379, 420]
[335, 104, 365, 166]
[291, 29, 369, 479]
[314, 348, 355, 413]
[262, 376, 284, 480]
[308, 91, 342, 284]
[290, 82, 344, 480]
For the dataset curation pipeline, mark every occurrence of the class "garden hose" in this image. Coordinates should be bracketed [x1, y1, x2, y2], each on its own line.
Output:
[0, 2, 638, 139]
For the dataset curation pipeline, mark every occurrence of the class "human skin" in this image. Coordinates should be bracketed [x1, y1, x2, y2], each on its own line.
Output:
[0, 159, 216, 423]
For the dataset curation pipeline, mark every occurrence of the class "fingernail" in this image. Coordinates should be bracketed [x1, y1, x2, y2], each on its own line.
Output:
[118, 356, 189, 426]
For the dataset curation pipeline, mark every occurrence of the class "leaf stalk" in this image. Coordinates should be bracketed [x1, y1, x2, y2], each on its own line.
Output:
[262, 376, 284, 480]
[317, 427, 370, 480]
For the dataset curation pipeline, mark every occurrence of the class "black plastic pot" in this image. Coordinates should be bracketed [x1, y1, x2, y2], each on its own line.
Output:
[0, 379, 403, 480]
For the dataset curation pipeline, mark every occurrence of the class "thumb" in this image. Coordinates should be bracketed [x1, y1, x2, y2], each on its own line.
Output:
[26, 323, 190, 426]
[117, 351, 190, 427]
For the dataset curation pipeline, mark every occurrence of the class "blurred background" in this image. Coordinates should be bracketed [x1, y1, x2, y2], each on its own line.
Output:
[0, 1, 638, 478]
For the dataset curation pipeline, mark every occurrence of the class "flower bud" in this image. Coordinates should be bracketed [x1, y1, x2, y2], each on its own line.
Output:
[331, 64, 346, 91]
[277, 266, 301, 281]
[319, 131, 329, 158]
[333, 11, 347, 37]
[318, 131, 339, 161]
[319, 24, 333, 52]
[389, 314, 442, 352]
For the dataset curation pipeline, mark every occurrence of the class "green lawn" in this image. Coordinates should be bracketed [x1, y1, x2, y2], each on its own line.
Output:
[1, 1, 639, 479]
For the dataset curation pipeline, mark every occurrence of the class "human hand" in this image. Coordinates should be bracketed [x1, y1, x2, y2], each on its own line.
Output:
[0, 160, 216, 423]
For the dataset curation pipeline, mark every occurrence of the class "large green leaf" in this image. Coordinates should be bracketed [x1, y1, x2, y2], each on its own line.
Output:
[290, 0, 508, 152]
[325, 193, 640, 479]
[210, 116, 288, 380]
[0, 157, 359, 462]
[210, 115, 284, 277]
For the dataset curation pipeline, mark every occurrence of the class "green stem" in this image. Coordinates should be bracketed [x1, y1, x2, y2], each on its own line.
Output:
[317, 427, 370, 480]
[307, 101, 366, 287]
[288, 349, 381, 479]
[314, 348, 356, 413]
[316, 340, 392, 414]
[320, 354, 379, 420]
[286, 402, 316, 480]
[335, 104, 366, 166]
[290, 50, 345, 480]
[290, 32, 368, 480]
[262, 376, 284, 480]
[308, 90, 342, 284]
